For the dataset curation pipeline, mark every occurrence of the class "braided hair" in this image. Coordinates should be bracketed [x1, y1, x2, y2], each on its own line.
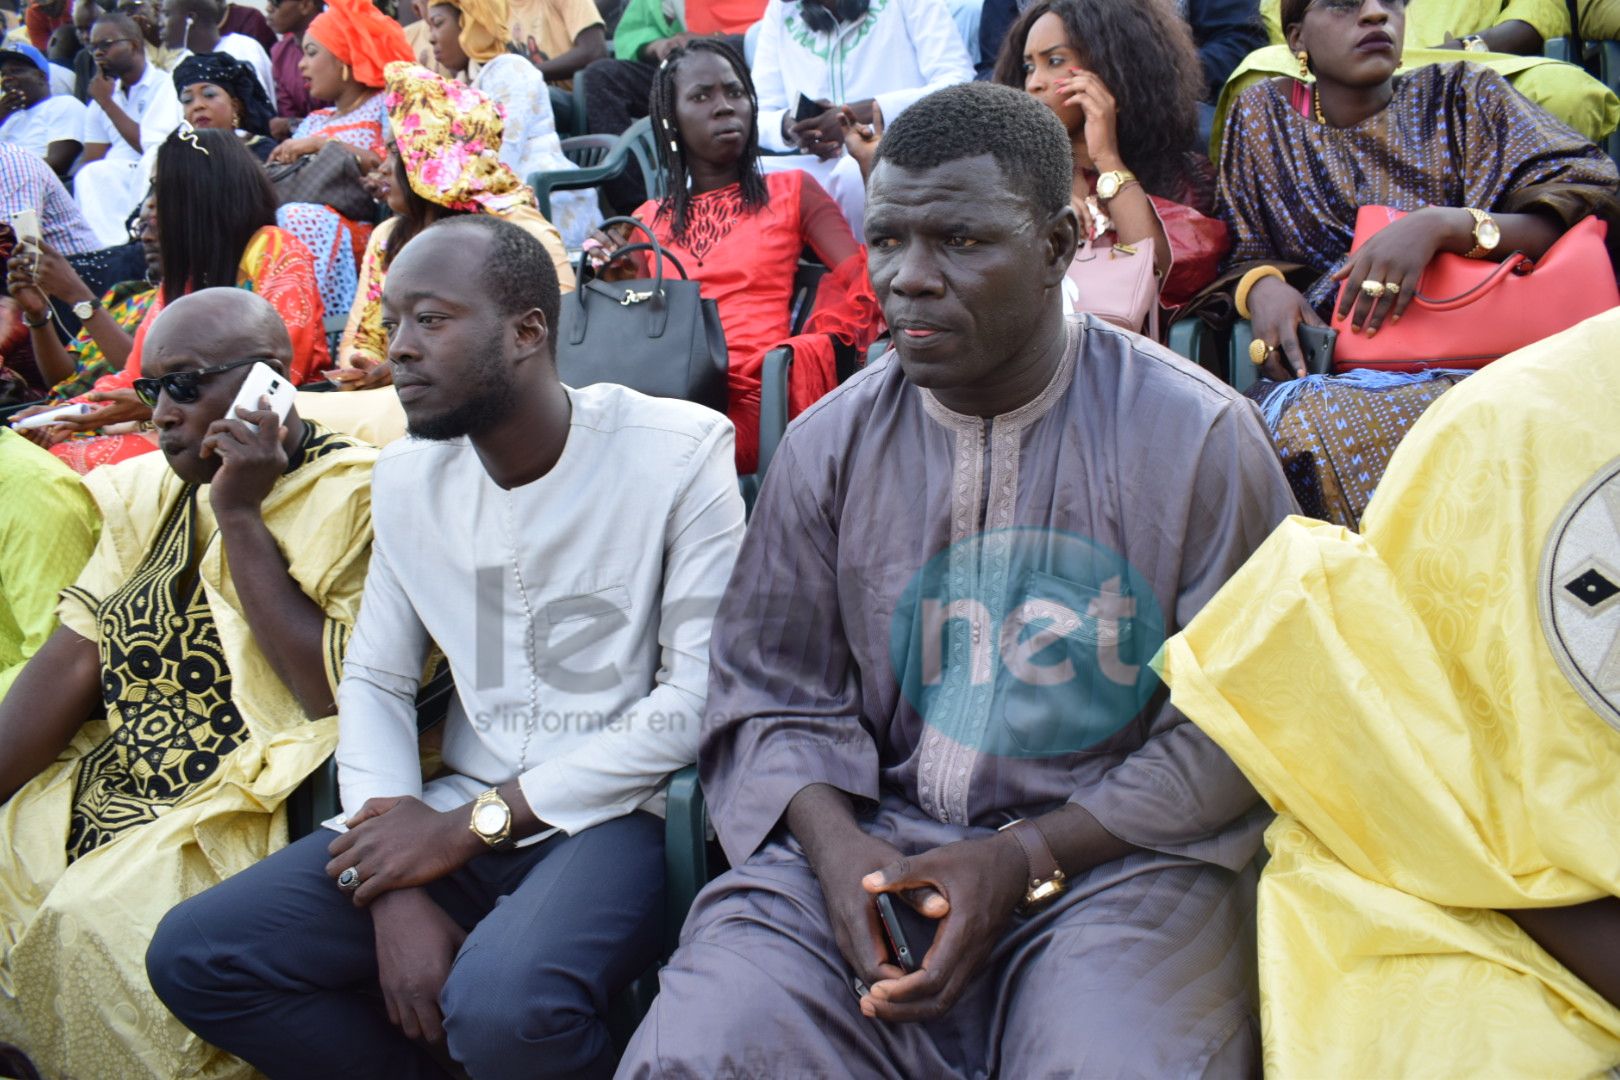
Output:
[647, 38, 769, 244]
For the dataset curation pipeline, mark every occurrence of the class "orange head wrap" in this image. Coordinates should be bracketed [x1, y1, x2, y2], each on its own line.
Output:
[307, 0, 416, 89]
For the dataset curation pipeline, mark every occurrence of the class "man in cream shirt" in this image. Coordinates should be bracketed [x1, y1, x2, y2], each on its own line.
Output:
[150, 215, 745, 1080]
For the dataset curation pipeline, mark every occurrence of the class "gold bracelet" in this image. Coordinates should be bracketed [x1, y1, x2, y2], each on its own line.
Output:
[1235, 265, 1286, 320]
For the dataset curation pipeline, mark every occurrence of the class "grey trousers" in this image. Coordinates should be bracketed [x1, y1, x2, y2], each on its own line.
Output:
[148, 812, 666, 1080]
[617, 799, 1260, 1079]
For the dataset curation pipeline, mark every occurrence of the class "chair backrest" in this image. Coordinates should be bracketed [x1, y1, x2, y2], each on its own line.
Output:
[623, 117, 668, 202]
[787, 259, 829, 336]
[560, 134, 618, 170]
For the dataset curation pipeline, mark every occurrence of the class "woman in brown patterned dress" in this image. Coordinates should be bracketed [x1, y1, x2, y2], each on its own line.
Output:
[1221, 0, 1618, 527]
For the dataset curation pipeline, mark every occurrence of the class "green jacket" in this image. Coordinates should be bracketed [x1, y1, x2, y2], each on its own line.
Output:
[613, 0, 682, 61]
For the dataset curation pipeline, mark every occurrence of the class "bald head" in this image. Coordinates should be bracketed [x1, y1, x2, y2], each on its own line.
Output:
[143, 288, 293, 379]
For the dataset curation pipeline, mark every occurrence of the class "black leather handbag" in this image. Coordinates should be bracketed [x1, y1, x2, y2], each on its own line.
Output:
[554, 216, 729, 414]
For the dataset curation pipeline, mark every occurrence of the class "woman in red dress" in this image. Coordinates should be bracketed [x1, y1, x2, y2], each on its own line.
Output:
[594, 39, 882, 475]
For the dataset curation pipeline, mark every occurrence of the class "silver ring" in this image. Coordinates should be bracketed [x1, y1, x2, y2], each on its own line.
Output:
[337, 866, 360, 890]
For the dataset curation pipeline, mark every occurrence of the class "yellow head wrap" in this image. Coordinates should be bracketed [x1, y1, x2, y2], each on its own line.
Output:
[437, 0, 508, 64]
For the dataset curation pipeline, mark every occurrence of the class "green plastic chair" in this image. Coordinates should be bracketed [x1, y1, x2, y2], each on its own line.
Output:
[528, 118, 666, 221]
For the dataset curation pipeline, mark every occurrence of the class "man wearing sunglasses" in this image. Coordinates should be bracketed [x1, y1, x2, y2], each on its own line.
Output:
[0, 287, 378, 1079]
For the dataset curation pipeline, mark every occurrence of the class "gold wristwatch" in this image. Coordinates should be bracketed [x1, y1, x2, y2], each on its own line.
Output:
[998, 818, 1067, 912]
[1463, 207, 1501, 259]
[1461, 34, 1489, 52]
[1094, 169, 1138, 202]
[469, 788, 513, 849]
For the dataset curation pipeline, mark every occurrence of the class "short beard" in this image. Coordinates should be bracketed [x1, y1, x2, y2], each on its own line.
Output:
[405, 332, 519, 442]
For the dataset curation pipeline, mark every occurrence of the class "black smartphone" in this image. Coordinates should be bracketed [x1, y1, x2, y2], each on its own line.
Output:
[876, 893, 917, 973]
[1296, 324, 1337, 376]
[794, 93, 823, 123]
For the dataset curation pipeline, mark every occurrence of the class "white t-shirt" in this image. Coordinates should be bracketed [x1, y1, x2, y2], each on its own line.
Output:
[80, 60, 168, 161]
[0, 94, 89, 158]
[753, 0, 975, 153]
[48, 62, 74, 97]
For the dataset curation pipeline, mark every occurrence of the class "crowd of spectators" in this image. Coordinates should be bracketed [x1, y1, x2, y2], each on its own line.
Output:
[2, 0, 1620, 1074]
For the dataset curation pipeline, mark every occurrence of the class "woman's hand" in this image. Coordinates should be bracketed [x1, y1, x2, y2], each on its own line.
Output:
[583, 222, 640, 281]
[350, 146, 382, 175]
[28, 241, 94, 307]
[1060, 69, 1122, 171]
[1069, 174, 1098, 241]
[361, 154, 394, 202]
[267, 136, 324, 164]
[1248, 275, 1326, 381]
[1331, 207, 1452, 335]
[4, 249, 50, 320]
[327, 354, 394, 391]
[50, 388, 151, 434]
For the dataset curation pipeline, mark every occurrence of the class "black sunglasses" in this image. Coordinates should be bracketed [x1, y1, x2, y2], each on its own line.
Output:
[133, 357, 261, 407]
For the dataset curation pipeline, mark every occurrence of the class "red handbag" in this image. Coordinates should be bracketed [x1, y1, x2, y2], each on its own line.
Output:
[1330, 206, 1617, 373]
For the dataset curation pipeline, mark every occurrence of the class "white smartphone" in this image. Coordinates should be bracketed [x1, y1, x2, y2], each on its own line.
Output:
[11, 209, 41, 252]
[11, 402, 94, 430]
[226, 361, 297, 430]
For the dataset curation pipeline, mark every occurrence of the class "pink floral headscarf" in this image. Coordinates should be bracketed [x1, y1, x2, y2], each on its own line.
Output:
[382, 61, 535, 215]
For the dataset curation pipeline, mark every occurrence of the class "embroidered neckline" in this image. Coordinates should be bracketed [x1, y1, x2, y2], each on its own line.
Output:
[919, 318, 1080, 433]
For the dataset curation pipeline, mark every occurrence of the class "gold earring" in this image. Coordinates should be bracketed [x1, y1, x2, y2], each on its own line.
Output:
[1296, 49, 1310, 79]
[340, 62, 352, 81]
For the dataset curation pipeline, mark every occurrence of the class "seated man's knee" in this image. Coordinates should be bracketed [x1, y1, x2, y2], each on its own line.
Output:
[145, 903, 222, 1023]
[441, 951, 605, 1080]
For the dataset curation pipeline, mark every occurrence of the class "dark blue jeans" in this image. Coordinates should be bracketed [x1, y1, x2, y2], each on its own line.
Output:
[147, 812, 665, 1080]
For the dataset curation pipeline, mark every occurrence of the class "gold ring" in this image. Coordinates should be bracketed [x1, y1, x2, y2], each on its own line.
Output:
[1360, 280, 1386, 298]
[1248, 338, 1270, 366]
[1384, 281, 1402, 295]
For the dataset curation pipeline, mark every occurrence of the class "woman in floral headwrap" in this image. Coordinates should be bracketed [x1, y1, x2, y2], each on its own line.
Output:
[270, 0, 415, 323]
[329, 62, 574, 386]
[423, 0, 599, 247]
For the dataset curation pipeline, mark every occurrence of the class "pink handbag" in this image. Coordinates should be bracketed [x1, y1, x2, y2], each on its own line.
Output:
[1331, 207, 1618, 372]
[1063, 238, 1161, 338]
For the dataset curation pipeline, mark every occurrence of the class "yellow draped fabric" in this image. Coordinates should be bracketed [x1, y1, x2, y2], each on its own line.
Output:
[1260, 0, 1573, 44]
[0, 425, 377, 1080]
[0, 431, 100, 701]
[1158, 309, 1620, 1078]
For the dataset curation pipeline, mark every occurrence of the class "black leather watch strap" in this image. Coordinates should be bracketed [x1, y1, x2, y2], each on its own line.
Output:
[1001, 818, 1061, 892]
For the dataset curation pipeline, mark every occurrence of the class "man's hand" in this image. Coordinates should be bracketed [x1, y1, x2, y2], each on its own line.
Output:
[0, 84, 26, 122]
[787, 101, 844, 161]
[202, 400, 289, 517]
[786, 785, 947, 996]
[840, 102, 883, 180]
[859, 832, 1028, 1022]
[88, 70, 115, 106]
[370, 887, 467, 1046]
[269, 116, 293, 140]
[814, 827, 944, 993]
[326, 795, 482, 906]
[644, 32, 696, 63]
